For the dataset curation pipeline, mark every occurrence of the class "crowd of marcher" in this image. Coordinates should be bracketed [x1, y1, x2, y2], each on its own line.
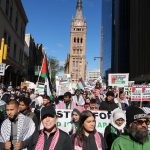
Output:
[0, 81, 150, 150]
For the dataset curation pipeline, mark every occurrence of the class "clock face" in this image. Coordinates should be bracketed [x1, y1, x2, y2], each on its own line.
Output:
[77, 21, 82, 26]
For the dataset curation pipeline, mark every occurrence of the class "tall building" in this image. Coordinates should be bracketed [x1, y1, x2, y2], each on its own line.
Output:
[101, 0, 112, 77]
[111, 0, 150, 82]
[0, 0, 28, 85]
[64, 0, 87, 81]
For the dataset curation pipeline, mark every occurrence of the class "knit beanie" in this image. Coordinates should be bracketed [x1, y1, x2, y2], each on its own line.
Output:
[106, 91, 114, 97]
[126, 106, 146, 127]
[72, 108, 81, 116]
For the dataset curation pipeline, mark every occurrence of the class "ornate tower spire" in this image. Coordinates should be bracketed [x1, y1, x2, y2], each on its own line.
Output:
[75, 0, 83, 19]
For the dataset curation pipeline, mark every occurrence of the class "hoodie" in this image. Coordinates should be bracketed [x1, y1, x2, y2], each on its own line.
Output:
[104, 108, 126, 150]
[111, 135, 150, 150]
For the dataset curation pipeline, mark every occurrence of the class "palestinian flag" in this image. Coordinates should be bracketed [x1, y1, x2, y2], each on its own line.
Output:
[39, 54, 53, 102]
[40, 55, 47, 78]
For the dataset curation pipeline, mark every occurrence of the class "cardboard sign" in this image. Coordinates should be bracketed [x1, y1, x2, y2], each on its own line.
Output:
[108, 73, 129, 87]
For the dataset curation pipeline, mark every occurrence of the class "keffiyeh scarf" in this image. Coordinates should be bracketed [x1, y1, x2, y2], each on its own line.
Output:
[0, 113, 35, 150]
[35, 128, 60, 150]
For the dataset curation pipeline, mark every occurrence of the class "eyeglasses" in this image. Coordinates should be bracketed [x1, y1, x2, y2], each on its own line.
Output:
[133, 119, 149, 125]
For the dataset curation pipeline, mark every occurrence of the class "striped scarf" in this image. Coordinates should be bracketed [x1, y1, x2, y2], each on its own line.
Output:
[0, 113, 35, 150]
[35, 128, 60, 150]
[74, 131, 102, 150]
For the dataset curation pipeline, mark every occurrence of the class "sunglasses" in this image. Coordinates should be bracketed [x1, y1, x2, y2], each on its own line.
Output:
[133, 119, 149, 125]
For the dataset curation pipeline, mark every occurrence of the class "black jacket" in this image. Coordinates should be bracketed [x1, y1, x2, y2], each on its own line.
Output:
[41, 129, 73, 150]
[104, 124, 122, 150]
[99, 99, 118, 111]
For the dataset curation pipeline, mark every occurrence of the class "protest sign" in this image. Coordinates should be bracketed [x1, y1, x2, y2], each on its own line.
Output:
[108, 73, 129, 87]
[131, 86, 142, 101]
[56, 109, 110, 135]
[35, 82, 45, 95]
[142, 86, 150, 101]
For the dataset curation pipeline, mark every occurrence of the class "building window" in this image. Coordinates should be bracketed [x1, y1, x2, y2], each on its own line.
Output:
[73, 49, 76, 54]
[81, 38, 83, 43]
[8, 36, 11, 53]
[76, 61, 78, 67]
[19, 49, 23, 63]
[73, 61, 75, 67]
[77, 49, 79, 54]
[80, 49, 82, 54]
[77, 38, 79, 43]
[3, 32, 7, 41]
[6, 0, 9, 16]
[10, 6, 12, 22]
[74, 37, 76, 43]
[13, 44, 16, 59]
[15, 16, 18, 31]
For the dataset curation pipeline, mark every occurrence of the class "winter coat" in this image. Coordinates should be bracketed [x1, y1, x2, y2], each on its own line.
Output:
[99, 99, 118, 112]
[111, 134, 150, 150]
[104, 124, 122, 150]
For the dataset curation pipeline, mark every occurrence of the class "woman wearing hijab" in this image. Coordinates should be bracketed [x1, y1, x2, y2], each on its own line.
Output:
[104, 108, 126, 150]
[68, 109, 81, 135]
[72, 110, 106, 150]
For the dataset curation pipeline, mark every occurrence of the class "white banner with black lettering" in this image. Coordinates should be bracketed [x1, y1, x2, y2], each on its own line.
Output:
[56, 109, 111, 135]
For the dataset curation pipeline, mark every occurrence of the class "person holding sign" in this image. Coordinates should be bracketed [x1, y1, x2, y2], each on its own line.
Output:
[35, 106, 73, 150]
[72, 110, 107, 150]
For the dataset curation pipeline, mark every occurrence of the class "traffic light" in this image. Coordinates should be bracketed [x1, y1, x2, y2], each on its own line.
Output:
[0, 38, 8, 63]
[0, 38, 4, 64]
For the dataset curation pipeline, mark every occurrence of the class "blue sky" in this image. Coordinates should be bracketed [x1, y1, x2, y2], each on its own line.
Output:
[22, 0, 102, 73]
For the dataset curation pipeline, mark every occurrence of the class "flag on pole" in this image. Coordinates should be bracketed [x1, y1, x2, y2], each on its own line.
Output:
[40, 55, 47, 78]
[39, 54, 53, 102]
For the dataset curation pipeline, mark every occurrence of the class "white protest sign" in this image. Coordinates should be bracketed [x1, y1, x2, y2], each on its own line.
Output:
[108, 73, 129, 87]
[142, 86, 150, 101]
[56, 109, 110, 135]
[131, 86, 142, 101]
[35, 83, 45, 95]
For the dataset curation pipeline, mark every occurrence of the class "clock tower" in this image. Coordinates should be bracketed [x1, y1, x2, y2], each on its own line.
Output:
[65, 0, 87, 81]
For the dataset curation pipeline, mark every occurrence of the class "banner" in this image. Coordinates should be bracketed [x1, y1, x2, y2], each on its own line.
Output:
[56, 109, 110, 135]
[108, 73, 129, 87]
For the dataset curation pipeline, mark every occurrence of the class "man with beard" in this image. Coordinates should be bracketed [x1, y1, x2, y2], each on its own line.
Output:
[0, 100, 36, 150]
[111, 106, 150, 150]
